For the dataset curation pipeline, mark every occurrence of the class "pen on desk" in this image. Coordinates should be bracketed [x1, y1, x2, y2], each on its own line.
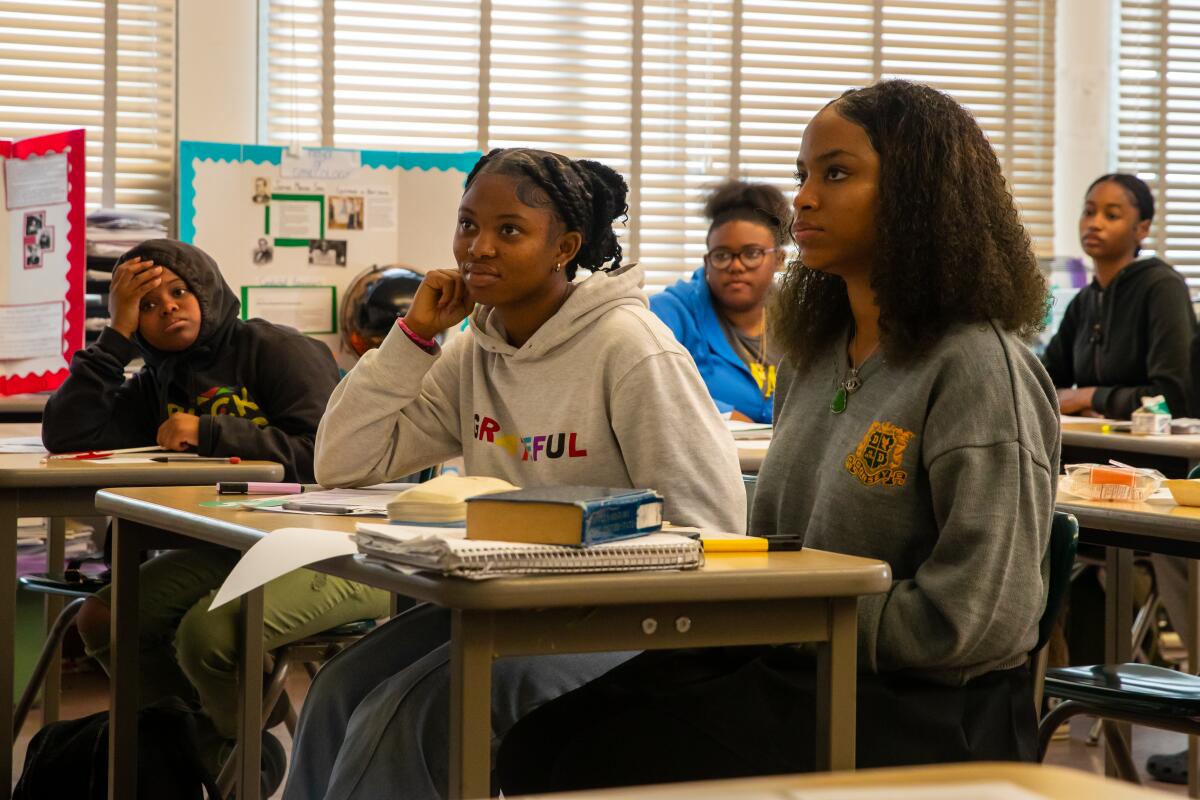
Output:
[281, 502, 354, 514]
[218, 482, 305, 495]
[150, 456, 242, 463]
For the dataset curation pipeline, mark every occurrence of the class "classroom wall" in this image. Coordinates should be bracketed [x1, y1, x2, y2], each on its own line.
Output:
[176, 1, 258, 143]
[1053, 0, 1118, 258]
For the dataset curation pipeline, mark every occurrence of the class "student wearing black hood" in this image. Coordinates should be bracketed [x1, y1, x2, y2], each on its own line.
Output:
[41, 240, 389, 792]
[1041, 173, 1195, 420]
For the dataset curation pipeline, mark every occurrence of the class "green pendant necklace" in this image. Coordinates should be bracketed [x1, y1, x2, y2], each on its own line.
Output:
[831, 338, 879, 414]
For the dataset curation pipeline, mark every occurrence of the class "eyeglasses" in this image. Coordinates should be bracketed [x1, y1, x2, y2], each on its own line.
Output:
[703, 246, 780, 271]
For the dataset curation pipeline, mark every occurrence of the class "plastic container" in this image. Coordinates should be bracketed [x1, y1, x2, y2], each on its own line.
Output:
[1062, 463, 1163, 502]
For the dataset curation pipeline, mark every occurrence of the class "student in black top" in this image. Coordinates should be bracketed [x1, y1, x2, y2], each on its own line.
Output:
[1041, 174, 1194, 419]
[41, 240, 388, 792]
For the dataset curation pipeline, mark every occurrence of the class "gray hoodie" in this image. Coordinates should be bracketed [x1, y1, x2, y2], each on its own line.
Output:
[316, 265, 746, 533]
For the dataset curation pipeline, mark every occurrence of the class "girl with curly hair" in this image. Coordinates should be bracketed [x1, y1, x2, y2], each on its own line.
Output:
[284, 148, 745, 799]
[651, 180, 791, 423]
[496, 81, 1062, 792]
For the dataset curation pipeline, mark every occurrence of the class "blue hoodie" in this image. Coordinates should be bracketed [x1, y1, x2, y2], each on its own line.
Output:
[649, 267, 774, 423]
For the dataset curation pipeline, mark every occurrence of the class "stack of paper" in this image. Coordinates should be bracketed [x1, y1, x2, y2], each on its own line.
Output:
[387, 474, 517, 524]
[725, 420, 773, 440]
[356, 522, 702, 580]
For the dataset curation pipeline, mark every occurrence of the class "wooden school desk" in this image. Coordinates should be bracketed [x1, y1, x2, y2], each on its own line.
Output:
[1061, 419, 1200, 474]
[508, 762, 1175, 799]
[1055, 488, 1200, 797]
[0, 439, 281, 798]
[94, 485, 893, 800]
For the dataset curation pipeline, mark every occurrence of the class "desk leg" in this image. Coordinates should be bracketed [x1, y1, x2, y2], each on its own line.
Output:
[1188, 561, 1200, 799]
[236, 586, 264, 800]
[815, 598, 857, 771]
[42, 517, 65, 725]
[448, 610, 493, 800]
[1104, 545, 1134, 778]
[1, 492, 17, 798]
[108, 518, 143, 800]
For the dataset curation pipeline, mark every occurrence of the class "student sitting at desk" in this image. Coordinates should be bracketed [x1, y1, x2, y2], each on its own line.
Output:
[283, 147, 745, 800]
[1041, 173, 1194, 419]
[41, 240, 389, 793]
[650, 180, 790, 423]
[496, 80, 1061, 792]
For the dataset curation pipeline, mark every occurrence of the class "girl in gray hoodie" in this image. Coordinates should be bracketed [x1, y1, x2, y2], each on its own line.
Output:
[284, 148, 745, 799]
[498, 81, 1062, 792]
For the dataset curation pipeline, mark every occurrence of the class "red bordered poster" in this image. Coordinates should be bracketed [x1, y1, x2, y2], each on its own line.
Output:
[0, 129, 85, 395]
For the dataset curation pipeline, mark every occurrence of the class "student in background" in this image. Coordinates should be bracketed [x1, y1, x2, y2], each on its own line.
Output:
[283, 148, 745, 800]
[497, 80, 1060, 792]
[650, 180, 790, 423]
[41, 240, 389, 794]
[1042, 173, 1194, 419]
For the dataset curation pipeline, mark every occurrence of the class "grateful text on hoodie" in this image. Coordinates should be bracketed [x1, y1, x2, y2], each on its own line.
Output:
[42, 239, 339, 482]
[316, 264, 746, 533]
[650, 267, 777, 423]
[1040, 256, 1194, 419]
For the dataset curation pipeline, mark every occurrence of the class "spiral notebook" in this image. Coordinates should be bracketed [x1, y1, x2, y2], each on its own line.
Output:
[355, 522, 702, 580]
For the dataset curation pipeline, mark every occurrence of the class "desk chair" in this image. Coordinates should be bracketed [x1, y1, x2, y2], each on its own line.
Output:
[1037, 496, 1200, 781]
[13, 563, 107, 734]
[1033, 512, 1081, 711]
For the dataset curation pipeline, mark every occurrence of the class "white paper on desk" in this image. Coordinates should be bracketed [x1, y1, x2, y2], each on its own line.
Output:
[788, 781, 1048, 800]
[0, 436, 46, 454]
[209, 527, 356, 610]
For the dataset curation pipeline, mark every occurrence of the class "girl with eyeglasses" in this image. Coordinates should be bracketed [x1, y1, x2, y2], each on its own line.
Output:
[650, 180, 791, 423]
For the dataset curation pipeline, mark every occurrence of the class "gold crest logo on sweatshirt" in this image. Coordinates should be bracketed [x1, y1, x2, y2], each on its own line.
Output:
[844, 421, 914, 487]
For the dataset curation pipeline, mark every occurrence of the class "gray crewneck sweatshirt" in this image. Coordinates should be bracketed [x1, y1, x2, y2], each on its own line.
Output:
[751, 321, 1060, 685]
[316, 264, 746, 533]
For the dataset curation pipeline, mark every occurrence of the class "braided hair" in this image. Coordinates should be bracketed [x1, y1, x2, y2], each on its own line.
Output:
[464, 148, 629, 280]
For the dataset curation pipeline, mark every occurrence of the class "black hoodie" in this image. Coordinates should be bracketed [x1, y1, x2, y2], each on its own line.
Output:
[42, 240, 339, 482]
[1041, 256, 1195, 420]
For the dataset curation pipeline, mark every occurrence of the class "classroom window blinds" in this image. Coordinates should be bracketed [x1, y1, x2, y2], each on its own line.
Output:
[0, 0, 176, 214]
[263, 0, 1055, 287]
[1119, 0, 1200, 288]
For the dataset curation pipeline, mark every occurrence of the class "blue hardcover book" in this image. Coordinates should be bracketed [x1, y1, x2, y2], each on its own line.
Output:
[464, 486, 664, 546]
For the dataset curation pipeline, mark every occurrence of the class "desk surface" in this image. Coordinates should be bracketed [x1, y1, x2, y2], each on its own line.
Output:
[0, 393, 48, 413]
[1056, 486, 1200, 543]
[513, 762, 1172, 799]
[1062, 420, 1200, 459]
[95, 485, 893, 611]
[0, 452, 284, 488]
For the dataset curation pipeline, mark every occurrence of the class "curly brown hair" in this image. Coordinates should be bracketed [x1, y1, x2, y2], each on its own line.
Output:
[772, 80, 1048, 369]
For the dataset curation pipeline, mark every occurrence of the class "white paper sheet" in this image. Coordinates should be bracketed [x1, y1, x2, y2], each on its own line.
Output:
[5, 152, 68, 208]
[0, 436, 46, 454]
[280, 148, 361, 180]
[209, 527, 357, 610]
[272, 199, 322, 239]
[242, 285, 335, 334]
[0, 302, 62, 360]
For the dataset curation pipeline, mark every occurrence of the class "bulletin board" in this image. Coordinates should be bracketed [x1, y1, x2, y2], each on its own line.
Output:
[179, 141, 480, 364]
[0, 129, 86, 396]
